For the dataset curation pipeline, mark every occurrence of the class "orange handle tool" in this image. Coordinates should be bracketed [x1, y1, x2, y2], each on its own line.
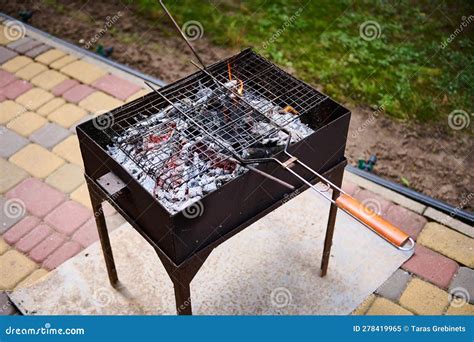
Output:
[335, 193, 410, 248]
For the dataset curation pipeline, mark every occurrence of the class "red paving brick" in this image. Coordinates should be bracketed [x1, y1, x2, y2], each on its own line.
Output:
[1, 79, 33, 100]
[29, 232, 66, 263]
[15, 223, 52, 253]
[72, 219, 99, 248]
[341, 181, 360, 196]
[92, 74, 141, 100]
[43, 241, 82, 270]
[383, 205, 427, 240]
[0, 70, 17, 88]
[52, 79, 79, 96]
[402, 244, 459, 289]
[2, 216, 41, 245]
[6, 178, 66, 217]
[62, 84, 95, 103]
[352, 189, 393, 215]
[44, 200, 91, 235]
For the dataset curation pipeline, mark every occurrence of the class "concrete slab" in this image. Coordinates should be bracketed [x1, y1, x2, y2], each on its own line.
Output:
[10, 189, 412, 315]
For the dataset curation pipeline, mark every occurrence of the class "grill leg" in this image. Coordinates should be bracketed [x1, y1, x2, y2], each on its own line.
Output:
[320, 166, 344, 277]
[172, 276, 192, 315]
[88, 184, 119, 287]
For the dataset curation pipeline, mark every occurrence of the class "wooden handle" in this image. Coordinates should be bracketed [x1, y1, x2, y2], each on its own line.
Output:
[335, 194, 410, 247]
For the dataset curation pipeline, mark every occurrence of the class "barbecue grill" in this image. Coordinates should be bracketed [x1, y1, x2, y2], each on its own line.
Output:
[77, 2, 414, 315]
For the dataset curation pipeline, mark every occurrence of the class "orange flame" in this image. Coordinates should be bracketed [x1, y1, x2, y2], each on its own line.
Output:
[283, 105, 298, 115]
[227, 62, 232, 81]
[238, 80, 244, 95]
[228, 62, 244, 95]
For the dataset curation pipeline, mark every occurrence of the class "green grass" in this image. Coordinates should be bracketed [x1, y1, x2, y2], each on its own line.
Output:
[136, 0, 473, 122]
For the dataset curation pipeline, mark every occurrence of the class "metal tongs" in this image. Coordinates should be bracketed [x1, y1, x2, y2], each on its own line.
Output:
[151, 0, 415, 251]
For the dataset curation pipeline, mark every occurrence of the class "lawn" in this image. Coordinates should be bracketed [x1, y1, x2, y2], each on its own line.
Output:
[136, 0, 473, 123]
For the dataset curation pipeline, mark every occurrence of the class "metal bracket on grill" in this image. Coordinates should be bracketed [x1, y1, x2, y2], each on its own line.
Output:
[96, 172, 127, 196]
[282, 156, 298, 168]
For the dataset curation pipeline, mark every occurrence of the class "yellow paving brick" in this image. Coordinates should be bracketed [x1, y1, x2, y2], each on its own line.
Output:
[14, 62, 48, 80]
[79, 91, 123, 113]
[0, 158, 28, 193]
[70, 183, 92, 209]
[52, 135, 83, 167]
[125, 89, 152, 103]
[418, 222, 474, 268]
[445, 302, 474, 315]
[15, 269, 49, 289]
[35, 49, 66, 65]
[352, 294, 376, 315]
[10, 144, 65, 178]
[399, 278, 450, 315]
[48, 103, 87, 128]
[37, 98, 66, 116]
[15, 88, 54, 111]
[60, 60, 107, 84]
[365, 297, 413, 315]
[0, 250, 37, 290]
[45, 163, 84, 193]
[0, 100, 26, 124]
[50, 54, 78, 70]
[31, 69, 69, 90]
[0, 238, 9, 255]
[6, 111, 47, 136]
[1, 56, 32, 73]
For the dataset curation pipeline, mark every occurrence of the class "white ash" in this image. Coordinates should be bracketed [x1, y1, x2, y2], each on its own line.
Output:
[108, 83, 314, 214]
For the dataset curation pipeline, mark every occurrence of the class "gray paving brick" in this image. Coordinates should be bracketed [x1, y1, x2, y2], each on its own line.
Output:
[375, 269, 411, 301]
[0, 196, 25, 234]
[449, 267, 474, 304]
[0, 127, 28, 158]
[0, 292, 20, 315]
[29, 123, 70, 149]
[15, 39, 42, 54]
[24, 44, 51, 58]
[6, 37, 31, 50]
[0, 46, 18, 64]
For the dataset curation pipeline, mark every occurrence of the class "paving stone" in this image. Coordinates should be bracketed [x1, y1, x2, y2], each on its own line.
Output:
[9, 144, 64, 178]
[2, 216, 41, 245]
[402, 244, 458, 289]
[36, 98, 66, 116]
[0, 127, 28, 158]
[35, 49, 65, 65]
[42, 241, 82, 270]
[0, 250, 37, 290]
[6, 111, 47, 136]
[352, 189, 393, 215]
[15, 62, 48, 80]
[15, 39, 42, 54]
[15, 223, 52, 253]
[52, 79, 79, 96]
[0, 70, 16, 88]
[0, 46, 18, 64]
[61, 60, 107, 84]
[0, 79, 32, 100]
[78, 91, 123, 114]
[6, 37, 31, 50]
[30, 69, 68, 90]
[49, 55, 77, 70]
[0, 22, 23, 45]
[52, 135, 83, 167]
[24, 44, 51, 58]
[0, 291, 20, 315]
[375, 269, 411, 301]
[29, 232, 65, 263]
[445, 302, 474, 315]
[424, 207, 474, 239]
[6, 178, 66, 217]
[0, 238, 9, 255]
[15, 88, 54, 111]
[399, 278, 450, 315]
[418, 222, 474, 268]
[48, 103, 87, 128]
[1, 56, 33, 73]
[341, 180, 359, 196]
[72, 218, 99, 247]
[0, 158, 28, 194]
[0, 100, 26, 124]
[351, 294, 375, 315]
[0, 196, 25, 234]
[62, 84, 95, 103]
[69, 114, 92, 132]
[15, 268, 49, 289]
[70, 183, 91, 209]
[125, 88, 151, 103]
[92, 74, 142, 101]
[449, 267, 474, 304]
[44, 200, 91, 235]
[29, 123, 70, 149]
[45, 163, 84, 193]
[365, 297, 413, 315]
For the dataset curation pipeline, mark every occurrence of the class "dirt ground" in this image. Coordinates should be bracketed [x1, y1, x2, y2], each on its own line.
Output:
[2, 1, 472, 212]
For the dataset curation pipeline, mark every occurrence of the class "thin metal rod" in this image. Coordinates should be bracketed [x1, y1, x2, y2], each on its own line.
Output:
[159, 0, 207, 69]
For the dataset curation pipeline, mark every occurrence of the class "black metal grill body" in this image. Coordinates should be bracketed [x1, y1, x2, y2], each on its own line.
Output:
[77, 49, 350, 265]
